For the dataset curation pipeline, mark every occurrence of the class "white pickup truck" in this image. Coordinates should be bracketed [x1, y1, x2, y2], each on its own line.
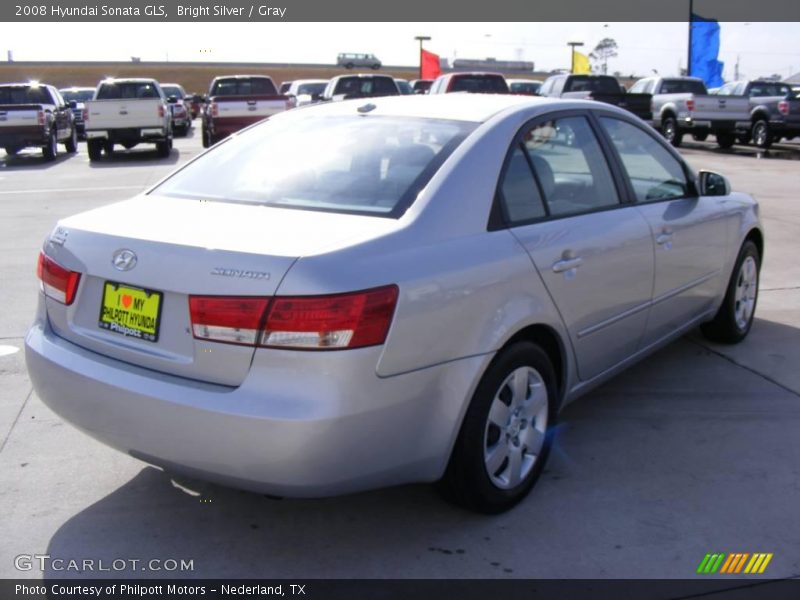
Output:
[201, 75, 291, 148]
[630, 76, 750, 148]
[83, 78, 172, 161]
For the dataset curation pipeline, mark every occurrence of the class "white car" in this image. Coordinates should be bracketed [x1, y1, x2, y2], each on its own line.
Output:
[285, 79, 328, 106]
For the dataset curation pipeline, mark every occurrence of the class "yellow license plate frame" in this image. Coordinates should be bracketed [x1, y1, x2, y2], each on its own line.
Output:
[98, 281, 163, 343]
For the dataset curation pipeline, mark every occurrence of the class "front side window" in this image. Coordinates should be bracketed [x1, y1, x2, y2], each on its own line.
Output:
[522, 116, 620, 217]
[154, 115, 476, 217]
[599, 117, 688, 202]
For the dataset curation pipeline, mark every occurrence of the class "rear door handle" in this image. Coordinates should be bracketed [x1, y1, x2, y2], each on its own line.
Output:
[552, 257, 584, 273]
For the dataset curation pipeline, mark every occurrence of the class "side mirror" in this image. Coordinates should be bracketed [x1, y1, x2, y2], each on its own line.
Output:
[68, 100, 77, 109]
[698, 170, 731, 196]
[167, 95, 178, 104]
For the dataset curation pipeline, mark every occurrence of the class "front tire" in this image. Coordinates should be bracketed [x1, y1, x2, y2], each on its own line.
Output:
[701, 240, 760, 344]
[42, 129, 57, 161]
[64, 127, 78, 153]
[662, 116, 683, 147]
[440, 342, 557, 514]
[751, 119, 773, 149]
[716, 132, 736, 149]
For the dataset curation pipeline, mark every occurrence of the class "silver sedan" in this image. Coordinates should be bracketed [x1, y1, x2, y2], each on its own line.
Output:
[26, 95, 762, 513]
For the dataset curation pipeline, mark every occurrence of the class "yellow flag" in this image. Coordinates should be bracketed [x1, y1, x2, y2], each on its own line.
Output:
[573, 51, 591, 74]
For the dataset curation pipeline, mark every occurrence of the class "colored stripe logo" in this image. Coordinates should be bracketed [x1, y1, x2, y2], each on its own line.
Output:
[697, 553, 773, 574]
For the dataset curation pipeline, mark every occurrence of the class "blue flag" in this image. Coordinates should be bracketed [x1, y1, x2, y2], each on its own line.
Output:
[690, 15, 724, 88]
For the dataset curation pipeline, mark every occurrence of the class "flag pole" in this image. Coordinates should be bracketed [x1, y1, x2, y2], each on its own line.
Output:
[687, 0, 694, 76]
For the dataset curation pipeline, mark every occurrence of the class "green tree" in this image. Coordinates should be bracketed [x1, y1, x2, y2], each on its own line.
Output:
[589, 38, 618, 75]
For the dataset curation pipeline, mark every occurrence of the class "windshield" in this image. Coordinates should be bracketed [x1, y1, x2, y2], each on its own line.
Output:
[449, 76, 509, 94]
[60, 89, 94, 102]
[154, 115, 476, 217]
[211, 78, 277, 96]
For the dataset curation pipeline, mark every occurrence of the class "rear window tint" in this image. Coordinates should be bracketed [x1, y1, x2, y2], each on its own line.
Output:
[659, 79, 707, 95]
[0, 86, 52, 104]
[333, 77, 399, 97]
[449, 76, 509, 94]
[564, 77, 620, 94]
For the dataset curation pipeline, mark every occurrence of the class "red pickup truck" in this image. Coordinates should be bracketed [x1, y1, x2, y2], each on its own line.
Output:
[0, 83, 77, 160]
[201, 75, 292, 148]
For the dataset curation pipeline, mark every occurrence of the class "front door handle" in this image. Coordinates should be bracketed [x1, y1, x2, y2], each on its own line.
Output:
[656, 229, 674, 245]
[552, 257, 584, 273]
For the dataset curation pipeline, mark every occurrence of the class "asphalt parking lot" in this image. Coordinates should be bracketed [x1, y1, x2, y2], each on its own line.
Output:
[0, 126, 798, 580]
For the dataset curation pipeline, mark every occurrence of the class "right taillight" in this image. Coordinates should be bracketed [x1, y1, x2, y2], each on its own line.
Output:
[210, 102, 219, 117]
[778, 100, 789, 115]
[37, 110, 45, 126]
[37, 252, 81, 306]
[82, 108, 88, 122]
[188, 285, 399, 350]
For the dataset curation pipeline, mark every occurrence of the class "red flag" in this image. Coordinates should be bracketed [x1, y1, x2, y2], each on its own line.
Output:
[420, 49, 441, 80]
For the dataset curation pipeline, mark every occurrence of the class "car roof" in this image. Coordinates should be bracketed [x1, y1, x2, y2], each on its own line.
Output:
[289, 93, 571, 123]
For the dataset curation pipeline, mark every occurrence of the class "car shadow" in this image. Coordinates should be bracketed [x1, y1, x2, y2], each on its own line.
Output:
[87, 148, 182, 168]
[682, 140, 800, 161]
[0, 151, 77, 170]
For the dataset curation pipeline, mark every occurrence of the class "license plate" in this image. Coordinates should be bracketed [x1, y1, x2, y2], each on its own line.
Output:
[98, 282, 163, 342]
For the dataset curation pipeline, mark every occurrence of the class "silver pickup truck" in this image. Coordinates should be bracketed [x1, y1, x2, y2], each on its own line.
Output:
[716, 79, 800, 149]
[630, 76, 750, 148]
[84, 78, 172, 161]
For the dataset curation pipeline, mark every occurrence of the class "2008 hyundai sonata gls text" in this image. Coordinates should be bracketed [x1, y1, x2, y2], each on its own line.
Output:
[26, 95, 762, 513]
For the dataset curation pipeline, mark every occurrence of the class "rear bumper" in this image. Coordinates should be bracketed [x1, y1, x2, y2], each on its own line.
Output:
[86, 128, 169, 143]
[208, 117, 265, 140]
[0, 130, 48, 148]
[25, 312, 487, 497]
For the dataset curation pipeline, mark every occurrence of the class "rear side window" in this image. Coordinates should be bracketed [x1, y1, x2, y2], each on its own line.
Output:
[600, 117, 688, 202]
[449, 76, 509, 94]
[522, 116, 619, 217]
[96, 82, 161, 100]
[211, 78, 277, 96]
[499, 146, 547, 223]
[154, 115, 476, 217]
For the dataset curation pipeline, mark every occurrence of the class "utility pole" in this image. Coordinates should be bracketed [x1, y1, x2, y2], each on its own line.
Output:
[687, 0, 694, 77]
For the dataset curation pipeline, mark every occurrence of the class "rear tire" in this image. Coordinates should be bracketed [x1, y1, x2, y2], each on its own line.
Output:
[692, 132, 709, 142]
[439, 342, 557, 514]
[662, 116, 683, 147]
[701, 240, 760, 344]
[4, 146, 20, 156]
[104, 141, 114, 156]
[42, 129, 57, 161]
[64, 127, 78, 153]
[751, 119, 773, 149]
[87, 139, 103, 161]
[202, 127, 211, 148]
[156, 140, 170, 158]
[716, 132, 736, 149]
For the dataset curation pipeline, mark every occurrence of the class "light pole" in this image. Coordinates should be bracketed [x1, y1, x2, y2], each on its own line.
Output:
[567, 41, 584, 73]
[414, 36, 431, 79]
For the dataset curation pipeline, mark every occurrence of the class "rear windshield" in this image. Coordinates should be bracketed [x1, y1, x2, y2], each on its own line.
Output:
[659, 79, 708, 95]
[161, 85, 186, 98]
[0, 86, 53, 104]
[153, 115, 476, 217]
[510, 81, 542, 94]
[564, 76, 620, 94]
[413, 81, 432, 92]
[211, 78, 277, 96]
[748, 82, 791, 97]
[96, 82, 161, 100]
[449, 75, 509, 94]
[60, 89, 94, 102]
[333, 77, 399, 98]
[297, 82, 326, 96]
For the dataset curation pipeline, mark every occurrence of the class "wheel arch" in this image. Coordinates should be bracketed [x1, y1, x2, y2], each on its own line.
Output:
[745, 227, 764, 263]
[500, 323, 567, 409]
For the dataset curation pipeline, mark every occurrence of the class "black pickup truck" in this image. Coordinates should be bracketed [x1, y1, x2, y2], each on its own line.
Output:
[539, 74, 653, 122]
[717, 79, 800, 149]
[0, 83, 77, 160]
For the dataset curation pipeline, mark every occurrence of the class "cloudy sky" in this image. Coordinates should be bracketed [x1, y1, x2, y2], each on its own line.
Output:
[3, 22, 798, 80]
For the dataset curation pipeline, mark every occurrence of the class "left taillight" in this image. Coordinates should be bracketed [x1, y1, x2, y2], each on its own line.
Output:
[37, 252, 81, 306]
[778, 100, 789, 116]
[158, 104, 165, 118]
[188, 285, 399, 350]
